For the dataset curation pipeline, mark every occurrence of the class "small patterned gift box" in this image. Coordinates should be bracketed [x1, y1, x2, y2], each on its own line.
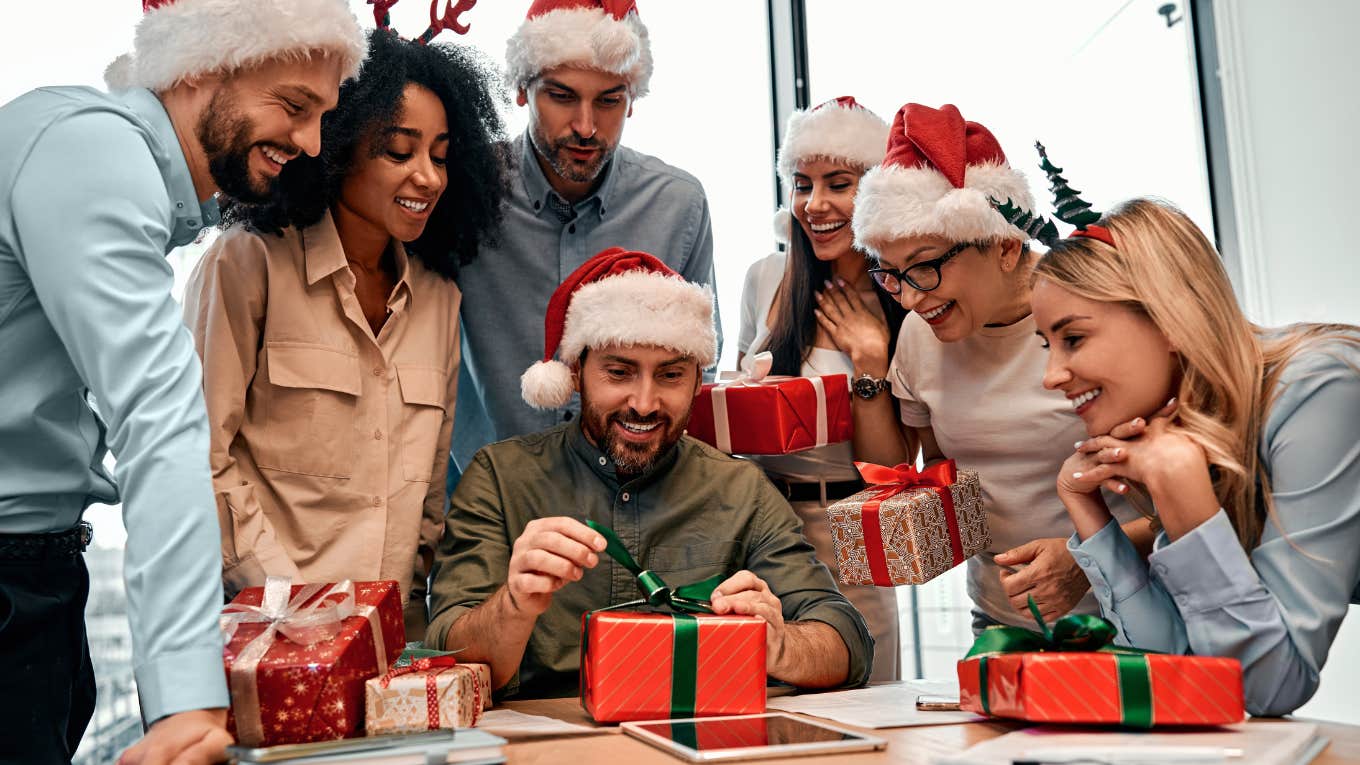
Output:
[827, 459, 989, 586]
[365, 654, 491, 734]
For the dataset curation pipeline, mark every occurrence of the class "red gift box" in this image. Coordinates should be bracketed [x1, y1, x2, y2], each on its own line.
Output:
[687, 372, 851, 455]
[958, 652, 1244, 727]
[580, 611, 766, 723]
[221, 578, 405, 746]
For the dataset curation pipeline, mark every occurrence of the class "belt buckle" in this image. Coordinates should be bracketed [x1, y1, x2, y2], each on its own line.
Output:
[77, 521, 93, 551]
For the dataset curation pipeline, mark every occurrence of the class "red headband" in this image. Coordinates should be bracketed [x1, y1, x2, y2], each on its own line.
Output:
[1070, 224, 1116, 248]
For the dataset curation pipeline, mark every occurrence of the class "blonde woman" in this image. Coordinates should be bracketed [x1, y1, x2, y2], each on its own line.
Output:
[850, 103, 1148, 631]
[738, 96, 906, 680]
[1032, 198, 1360, 716]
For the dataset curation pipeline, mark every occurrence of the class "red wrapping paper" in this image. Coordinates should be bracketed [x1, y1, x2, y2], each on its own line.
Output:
[580, 611, 767, 723]
[222, 580, 405, 746]
[958, 652, 1245, 726]
[687, 374, 851, 455]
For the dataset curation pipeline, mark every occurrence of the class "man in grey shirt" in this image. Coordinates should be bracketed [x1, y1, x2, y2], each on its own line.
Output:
[450, 0, 719, 477]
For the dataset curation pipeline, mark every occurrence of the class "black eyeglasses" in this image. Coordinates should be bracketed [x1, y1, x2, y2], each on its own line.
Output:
[868, 242, 977, 294]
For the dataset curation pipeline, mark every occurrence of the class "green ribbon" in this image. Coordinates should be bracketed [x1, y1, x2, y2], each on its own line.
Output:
[966, 596, 1156, 727]
[583, 520, 725, 718]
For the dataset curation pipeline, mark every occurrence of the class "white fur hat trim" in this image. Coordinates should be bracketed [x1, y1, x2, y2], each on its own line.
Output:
[777, 104, 889, 181]
[105, 0, 365, 92]
[505, 7, 653, 97]
[852, 161, 1035, 255]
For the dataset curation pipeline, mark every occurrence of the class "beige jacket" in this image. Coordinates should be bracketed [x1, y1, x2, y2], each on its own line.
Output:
[184, 212, 458, 638]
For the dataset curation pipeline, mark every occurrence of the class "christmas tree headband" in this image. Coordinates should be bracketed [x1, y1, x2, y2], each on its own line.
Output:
[370, 0, 477, 44]
[989, 142, 1116, 249]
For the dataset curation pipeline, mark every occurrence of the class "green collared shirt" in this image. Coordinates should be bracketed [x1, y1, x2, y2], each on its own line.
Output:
[427, 423, 873, 698]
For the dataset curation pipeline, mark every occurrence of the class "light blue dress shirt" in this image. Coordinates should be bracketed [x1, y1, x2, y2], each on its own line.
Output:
[1069, 338, 1360, 716]
[0, 87, 228, 721]
[450, 131, 720, 472]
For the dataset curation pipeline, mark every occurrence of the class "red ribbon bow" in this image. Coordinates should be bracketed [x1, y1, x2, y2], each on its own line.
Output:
[379, 656, 483, 729]
[852, 459, 965, 586]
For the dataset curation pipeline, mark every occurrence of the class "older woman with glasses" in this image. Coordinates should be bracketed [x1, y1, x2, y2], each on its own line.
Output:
[839, 104, 1152, 632]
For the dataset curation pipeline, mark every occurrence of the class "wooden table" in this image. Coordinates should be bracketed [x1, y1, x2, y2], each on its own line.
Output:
[495, 695, 1360, 765]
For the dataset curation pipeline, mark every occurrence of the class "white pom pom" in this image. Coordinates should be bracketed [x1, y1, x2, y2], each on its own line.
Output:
[104, 54, 136, 90]
[520, 359, 575, 410]
[772, 207, 793, 245]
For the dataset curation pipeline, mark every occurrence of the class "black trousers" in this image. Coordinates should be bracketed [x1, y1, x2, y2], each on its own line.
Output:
[0, 544, 97, 765]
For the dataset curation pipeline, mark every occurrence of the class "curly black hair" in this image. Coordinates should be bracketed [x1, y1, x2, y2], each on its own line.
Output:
[220, 29, 507, 280]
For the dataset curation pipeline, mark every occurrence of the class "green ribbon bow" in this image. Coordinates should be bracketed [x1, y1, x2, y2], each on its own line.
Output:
[584, 520, 726, 717]
[966, 597, 1155, 728]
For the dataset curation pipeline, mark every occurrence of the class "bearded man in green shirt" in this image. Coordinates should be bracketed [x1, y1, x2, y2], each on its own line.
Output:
[427, 248, 874, 699]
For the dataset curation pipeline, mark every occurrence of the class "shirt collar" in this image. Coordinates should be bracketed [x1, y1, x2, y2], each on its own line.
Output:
[118, 88, 220, 248]
[303, 210, 417, 307]
[517, 130, 620, 221]
[568, 419, 680, 491]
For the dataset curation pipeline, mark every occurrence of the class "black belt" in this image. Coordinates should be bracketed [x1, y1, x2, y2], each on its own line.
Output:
[0, 521, 92, 560]
[775, 478, 864, 503]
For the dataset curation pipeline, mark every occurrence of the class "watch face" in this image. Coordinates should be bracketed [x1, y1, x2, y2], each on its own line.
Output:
[853, 376, 879, 399]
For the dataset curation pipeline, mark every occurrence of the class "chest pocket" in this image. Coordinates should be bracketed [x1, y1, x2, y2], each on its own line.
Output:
[254, 342, 361, 478]
[396, 364, 447, 482]
[646, 540, 741, 583]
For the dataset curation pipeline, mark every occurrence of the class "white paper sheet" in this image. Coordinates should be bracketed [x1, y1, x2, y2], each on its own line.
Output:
[934, 722, 1325, 765]
[475, 709, 605, 738]
[765, 681, 983, 729]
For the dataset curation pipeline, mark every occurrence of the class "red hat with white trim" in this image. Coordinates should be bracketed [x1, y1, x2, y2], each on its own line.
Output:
[505, 0, 653, 97]
[521, 247, 717, 409]
[773, 95, 889, 243]
[105, 0, 366, 92]
[852, 103, 1039, 255]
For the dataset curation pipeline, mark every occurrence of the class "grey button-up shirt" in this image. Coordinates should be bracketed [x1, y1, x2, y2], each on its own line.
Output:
[450, 132, 720, 472]
[427, 424, 873, 699]
[0, 86, 227, 721]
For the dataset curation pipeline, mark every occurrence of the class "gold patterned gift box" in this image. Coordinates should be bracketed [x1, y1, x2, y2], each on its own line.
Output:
[827, 460, 989, 586]
[364, 656, 491, 734]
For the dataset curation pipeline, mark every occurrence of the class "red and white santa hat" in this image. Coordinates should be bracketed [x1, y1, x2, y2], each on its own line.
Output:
[852, 103, 1036, 255]
[505, 0, 653, 97]
[105, 0, 366, 92]
[773, 95, 889, 242]
[521, 247, 717, 409]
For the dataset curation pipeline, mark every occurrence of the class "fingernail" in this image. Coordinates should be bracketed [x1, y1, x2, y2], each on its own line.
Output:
[1166, 397, 1177, 406]
[1116, 483, 1128, 493]
[1073, 471, 1083, 479]
[1113, 448, 1123, 457]
[814, 291, 823, 300]
[824, 280, 833, 288]
[1134, 418, 1144, 427]
[1074, 440, 1084, 449]
[836, 277, 846, 286]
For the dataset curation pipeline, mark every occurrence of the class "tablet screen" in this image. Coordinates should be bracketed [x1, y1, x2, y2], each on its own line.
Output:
[628, 713, 868, 752]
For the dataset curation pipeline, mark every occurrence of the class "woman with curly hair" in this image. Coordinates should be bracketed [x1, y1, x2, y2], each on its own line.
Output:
[183, 28, 505, 639]
[1033, 198, 1360, 715]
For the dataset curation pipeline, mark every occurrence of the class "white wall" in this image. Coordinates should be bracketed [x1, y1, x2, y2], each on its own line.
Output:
[1215, 0, 1360, 326]
[1212, 0, 1360, 724]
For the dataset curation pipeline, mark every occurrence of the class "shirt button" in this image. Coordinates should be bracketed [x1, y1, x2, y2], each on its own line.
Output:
[1175, 594, 1189, 607]
[621, 492, 630, 502]
[533, 200, 541, 210]
[1077, 555, 1092, 567]
[372, 496, 382, 507]
[563, 411, 573, 422]
[568, 224, 576, 234]
[187, 219, 198, 227]
[374, 429, 383, 440]
[176, 201, 185, 209]
[372, 367, 383, 377]
[598, 457, 607, 466]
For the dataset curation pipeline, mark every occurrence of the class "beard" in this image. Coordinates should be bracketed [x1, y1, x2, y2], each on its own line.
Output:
[528, 123, 615, 185]
[581, 403, 689, 476]
[195, 87, 289, 205]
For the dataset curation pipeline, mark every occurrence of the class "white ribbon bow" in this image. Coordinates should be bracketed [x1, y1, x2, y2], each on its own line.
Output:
[712, 351, 828, 453]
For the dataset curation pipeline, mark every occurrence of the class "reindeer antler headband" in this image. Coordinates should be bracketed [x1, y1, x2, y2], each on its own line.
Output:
[369, 0, 477, 44]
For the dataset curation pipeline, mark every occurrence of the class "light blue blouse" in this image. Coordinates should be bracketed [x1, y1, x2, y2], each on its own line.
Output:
[1069, 338, 1360, 716]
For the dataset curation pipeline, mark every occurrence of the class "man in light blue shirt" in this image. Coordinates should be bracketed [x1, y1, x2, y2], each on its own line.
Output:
[450, 0, 720, 477]
[0, 1, 363, 761]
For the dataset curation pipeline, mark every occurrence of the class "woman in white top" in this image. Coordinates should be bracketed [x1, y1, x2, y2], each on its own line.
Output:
[845, 103, 1151, 631]
[737, 96, 907, 680]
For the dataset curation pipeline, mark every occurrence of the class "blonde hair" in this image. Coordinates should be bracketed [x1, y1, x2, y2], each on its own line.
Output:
[1034, 198, 1358, 549]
